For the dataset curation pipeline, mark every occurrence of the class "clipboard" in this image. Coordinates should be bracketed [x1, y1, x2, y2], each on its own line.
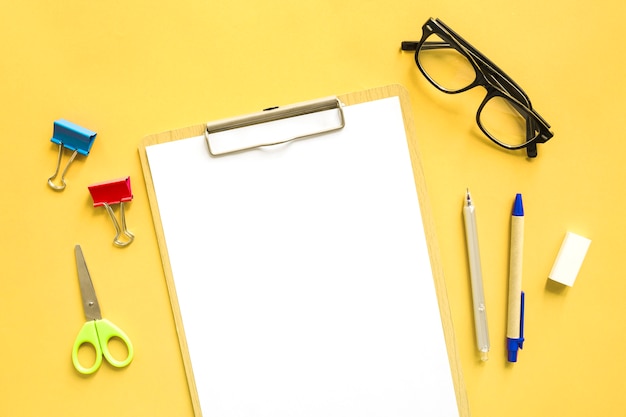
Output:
[139, 85, 469, 417]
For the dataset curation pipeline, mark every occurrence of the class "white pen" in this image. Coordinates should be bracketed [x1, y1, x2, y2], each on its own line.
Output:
[463, 189, 490, 361]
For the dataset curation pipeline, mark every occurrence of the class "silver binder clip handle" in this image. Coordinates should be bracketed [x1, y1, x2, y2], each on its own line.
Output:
[47, 144, 78, 190]
[104, 202, 135, 247]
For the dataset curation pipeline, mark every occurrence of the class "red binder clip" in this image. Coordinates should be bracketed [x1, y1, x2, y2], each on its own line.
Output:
[88, 177, 135, 247]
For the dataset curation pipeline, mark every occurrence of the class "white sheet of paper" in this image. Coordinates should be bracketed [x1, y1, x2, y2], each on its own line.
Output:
[145, 96, 459, 417]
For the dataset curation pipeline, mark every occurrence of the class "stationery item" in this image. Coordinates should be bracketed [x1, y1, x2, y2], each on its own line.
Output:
[139, 86, 469, 417]
[462, 189, 490, 361]
[88, 177, 135, 247]
[548, 232, 591, 287]
[47, 119, 97, 190]
[71, 244, 133, 375]
[507, 193, 525, 362]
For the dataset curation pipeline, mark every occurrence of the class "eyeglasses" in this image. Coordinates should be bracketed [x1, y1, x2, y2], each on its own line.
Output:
[401, 18, 553, 158]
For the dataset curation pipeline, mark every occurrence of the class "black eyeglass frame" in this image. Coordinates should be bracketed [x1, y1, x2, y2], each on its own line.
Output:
[402, 18, 553, 158]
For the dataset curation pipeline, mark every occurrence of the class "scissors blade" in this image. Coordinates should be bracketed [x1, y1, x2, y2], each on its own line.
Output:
[74, 245, 102, 321]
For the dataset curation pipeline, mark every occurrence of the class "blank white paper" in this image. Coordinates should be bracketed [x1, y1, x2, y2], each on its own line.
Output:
[145, 96, 459, 417]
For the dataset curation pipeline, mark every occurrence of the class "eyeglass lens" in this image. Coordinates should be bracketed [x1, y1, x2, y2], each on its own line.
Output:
[479, 97, 530, 146]
[418, 32, 534, 147]
[418, 33, 475, 92]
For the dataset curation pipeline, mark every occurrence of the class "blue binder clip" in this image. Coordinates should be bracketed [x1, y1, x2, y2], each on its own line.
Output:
[47, 119, 97, 190]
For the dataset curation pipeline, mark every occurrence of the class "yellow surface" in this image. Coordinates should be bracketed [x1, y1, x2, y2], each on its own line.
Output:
[1, 1, 625, 416]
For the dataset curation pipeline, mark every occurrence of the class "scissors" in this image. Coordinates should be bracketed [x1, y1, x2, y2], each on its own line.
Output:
[71, 244, 134, 374]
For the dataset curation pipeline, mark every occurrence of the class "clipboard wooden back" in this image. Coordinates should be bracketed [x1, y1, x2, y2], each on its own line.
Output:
[139, 85, 469, 417]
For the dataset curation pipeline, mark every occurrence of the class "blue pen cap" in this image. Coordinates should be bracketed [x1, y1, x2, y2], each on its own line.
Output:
[512, 193, 524, 217]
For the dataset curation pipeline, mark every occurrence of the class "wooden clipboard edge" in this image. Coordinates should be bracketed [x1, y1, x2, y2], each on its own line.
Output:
[138, 124, 205, 415]
[138, 84, 469, 417]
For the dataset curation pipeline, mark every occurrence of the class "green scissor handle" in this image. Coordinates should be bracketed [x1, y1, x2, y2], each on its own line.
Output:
[72, 318, 134, 375]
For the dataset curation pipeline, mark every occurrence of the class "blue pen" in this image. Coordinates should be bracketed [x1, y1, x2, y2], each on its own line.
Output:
[507, 194, 525, 362]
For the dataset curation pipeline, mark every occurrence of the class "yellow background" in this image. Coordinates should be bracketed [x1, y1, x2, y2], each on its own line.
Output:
[1, 1, 624, 416]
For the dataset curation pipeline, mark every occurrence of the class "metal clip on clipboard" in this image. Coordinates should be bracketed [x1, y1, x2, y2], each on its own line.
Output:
[88, 177, 135, 247]
[204, 97, 345, 156]
[47, 120, 97, 190]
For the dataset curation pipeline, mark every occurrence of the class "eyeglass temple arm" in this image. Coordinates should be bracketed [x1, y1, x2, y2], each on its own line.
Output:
[401, 41, 451, 51]
[525, 120, 538, 158]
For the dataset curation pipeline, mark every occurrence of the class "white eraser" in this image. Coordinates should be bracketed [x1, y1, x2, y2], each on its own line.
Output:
[548, 232, 591, 287]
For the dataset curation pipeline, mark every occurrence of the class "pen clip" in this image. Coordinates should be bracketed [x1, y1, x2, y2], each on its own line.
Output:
[519, 291, 525, 347]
